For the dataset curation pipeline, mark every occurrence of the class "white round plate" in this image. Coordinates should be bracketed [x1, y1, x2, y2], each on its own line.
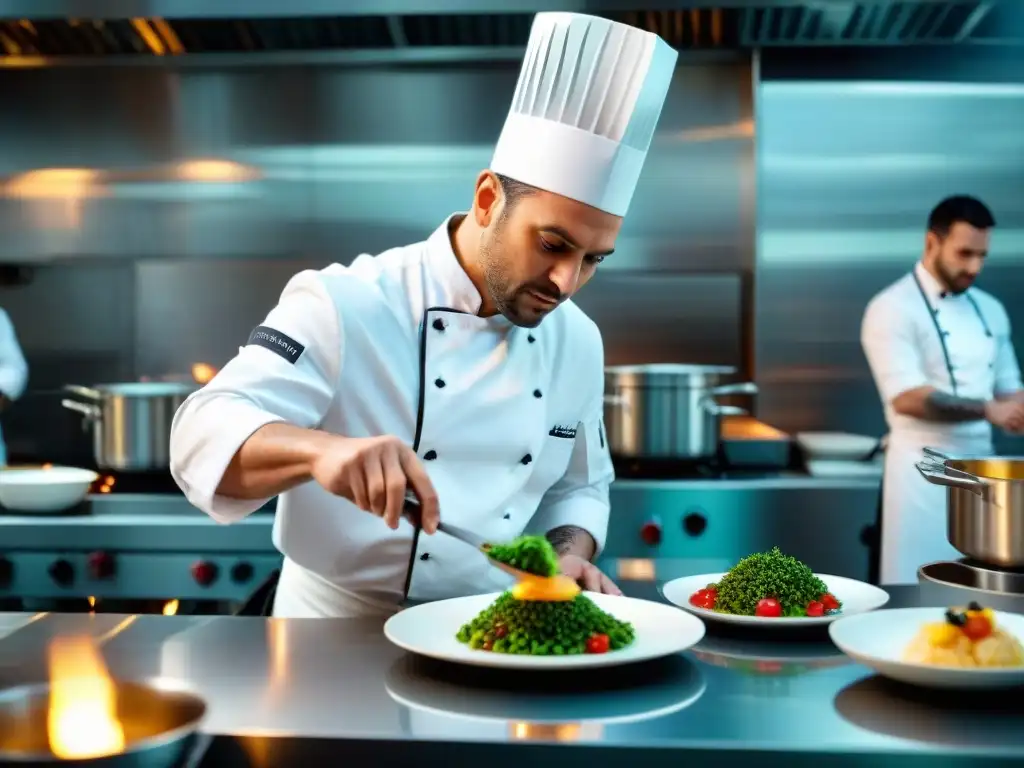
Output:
[384, 592, 706, 669]
[829, 607, 1024, 690]
[384, 654, 706, 724]
[662, 573, 890, 627]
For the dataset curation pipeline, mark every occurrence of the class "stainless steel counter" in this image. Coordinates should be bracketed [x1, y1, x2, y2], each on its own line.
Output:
[0, 565, 1020, 766]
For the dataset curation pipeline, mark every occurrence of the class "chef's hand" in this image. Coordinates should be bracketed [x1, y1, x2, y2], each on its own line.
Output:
[309, 435, 440, 533]
[985, 400, 1024, 433]
[558, 555, 622, 596]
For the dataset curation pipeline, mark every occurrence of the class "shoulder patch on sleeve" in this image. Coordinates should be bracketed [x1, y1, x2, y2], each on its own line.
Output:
[246, 325, 305, 364]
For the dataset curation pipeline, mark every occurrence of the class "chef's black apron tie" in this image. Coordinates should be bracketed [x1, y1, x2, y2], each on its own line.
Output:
[871, 272, 993, 583]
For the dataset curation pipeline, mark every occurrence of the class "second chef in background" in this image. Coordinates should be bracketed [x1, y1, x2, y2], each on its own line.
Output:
[169, 13, 678, 618]
[862, 195, 1024, 585]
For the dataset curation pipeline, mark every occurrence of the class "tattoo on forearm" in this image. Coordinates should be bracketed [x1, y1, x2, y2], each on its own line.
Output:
[546, 526, 593, 558]
[923, 391, 986, 422]
[546, 526, 583, 555]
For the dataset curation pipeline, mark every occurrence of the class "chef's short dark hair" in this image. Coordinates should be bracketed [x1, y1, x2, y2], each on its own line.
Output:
[927, 195, 996, 237]
[495, 172, 537, 213]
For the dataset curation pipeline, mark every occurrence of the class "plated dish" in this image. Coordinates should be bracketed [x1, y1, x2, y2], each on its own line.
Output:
[460, 536, 633, 656]
[829, 606, 1024, 689]
[386, 536, 705, 669]
[662, 548, 890, 626]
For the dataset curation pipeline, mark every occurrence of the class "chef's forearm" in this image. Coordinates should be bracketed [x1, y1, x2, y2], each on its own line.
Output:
[547, 525, 596, 561]
[217, 422, 332, 499]
[894, 387, 988, 423]
[923, 391, 988, 422]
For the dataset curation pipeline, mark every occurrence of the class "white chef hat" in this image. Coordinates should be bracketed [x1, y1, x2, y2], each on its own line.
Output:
[490, 13, 677, 217]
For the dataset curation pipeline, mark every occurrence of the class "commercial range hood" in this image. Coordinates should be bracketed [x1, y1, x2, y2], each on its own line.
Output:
[0, 1, 1016, 60]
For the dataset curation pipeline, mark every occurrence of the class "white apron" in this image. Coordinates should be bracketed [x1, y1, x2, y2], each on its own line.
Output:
[878, 271, 999, 585]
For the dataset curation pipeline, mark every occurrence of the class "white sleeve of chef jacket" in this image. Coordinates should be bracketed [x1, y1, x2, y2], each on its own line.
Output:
[992, 306, 1023, 396]
[0, 308, 28, 401]
[170, 271, 341, 523]
[861, 295, 930, 403]
[527, 349, 614, 558]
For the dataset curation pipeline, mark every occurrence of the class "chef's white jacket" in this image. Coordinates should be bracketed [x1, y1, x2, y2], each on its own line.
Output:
[0, 307, 28, 466]
[170, 215, 615, 610]
[862, 262, 1021, 443]
[861, 262, 1022, 583]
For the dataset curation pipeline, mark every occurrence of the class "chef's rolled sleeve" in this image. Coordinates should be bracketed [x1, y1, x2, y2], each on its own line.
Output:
[170, 271, 341, 523]
[529, 389, 614, 558]
[861, 296, 929, 403]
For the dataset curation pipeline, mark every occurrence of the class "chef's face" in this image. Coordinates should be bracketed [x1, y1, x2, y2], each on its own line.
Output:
[473, 173, 622, 328]
[926, 221, 990, 294]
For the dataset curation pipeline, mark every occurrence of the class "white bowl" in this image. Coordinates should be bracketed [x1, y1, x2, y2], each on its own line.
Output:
[829, 607, 1024, 690]
[796, 432, 879, 461]
[0, 466, 98, 512]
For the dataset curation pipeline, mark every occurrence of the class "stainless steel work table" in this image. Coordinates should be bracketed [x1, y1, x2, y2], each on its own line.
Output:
[0, 573, 1021, 767]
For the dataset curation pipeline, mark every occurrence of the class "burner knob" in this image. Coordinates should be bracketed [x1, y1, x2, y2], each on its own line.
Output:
[190, 560, 218, 587]
[87, 551, 115, 580]
[639, 519, 662, 546]
[683, 511, 707, 536]
[0, 557, 12, 588]
[48, 559, 74, 587]
[230, 562, 254, 584]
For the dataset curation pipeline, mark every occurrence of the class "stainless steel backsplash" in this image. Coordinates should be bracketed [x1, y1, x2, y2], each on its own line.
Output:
[0, 57, 754, 464]
[756, 48, 1024, 453]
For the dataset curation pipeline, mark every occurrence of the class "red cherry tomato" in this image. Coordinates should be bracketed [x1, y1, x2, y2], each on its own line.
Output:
[755, 598, 782, 617]
[961, 614, 993, 641]
[820, 593, 840, 611]
[586, 633, 610, 654]
[689, 588, 717, 610]
[806, 601, 825, 617]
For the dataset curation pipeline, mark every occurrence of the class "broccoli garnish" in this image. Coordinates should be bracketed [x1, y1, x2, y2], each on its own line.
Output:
[713, 547, 833, 617]
[486, 535, 560, 577]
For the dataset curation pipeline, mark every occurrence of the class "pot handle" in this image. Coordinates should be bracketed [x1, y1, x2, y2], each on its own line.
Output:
[61, 398, 101, 422]
[702, 399, 747, 417]
[922, 446, 952, 462]
[63, 384, 103, 400]
[915, 460, 987, 499]
[707, 382, 758, 398]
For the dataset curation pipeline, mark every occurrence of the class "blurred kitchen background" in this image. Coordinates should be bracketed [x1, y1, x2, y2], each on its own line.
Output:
[1, 0, 1023, 465]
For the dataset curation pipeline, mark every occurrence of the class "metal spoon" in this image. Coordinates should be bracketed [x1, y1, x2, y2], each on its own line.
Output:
[402, 493, 537, 581]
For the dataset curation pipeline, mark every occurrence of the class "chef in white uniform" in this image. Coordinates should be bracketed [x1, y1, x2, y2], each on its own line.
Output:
[861, 195, 1024, 584]
[169, 13, 678, 618]
[0, 307, 28, 466]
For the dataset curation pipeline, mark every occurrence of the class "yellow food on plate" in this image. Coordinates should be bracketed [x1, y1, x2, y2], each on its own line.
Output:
[903, 603, 1024, 668]
[510, 573, 581, 602]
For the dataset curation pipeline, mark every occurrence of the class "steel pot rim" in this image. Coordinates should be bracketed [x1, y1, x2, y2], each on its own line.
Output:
[605, 364, 737, 375]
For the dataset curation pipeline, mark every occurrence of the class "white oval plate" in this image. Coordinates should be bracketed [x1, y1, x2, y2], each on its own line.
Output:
[662, 573, 890, 627]
[829, 607, 1024, 689]
[384, 592, 706, 670]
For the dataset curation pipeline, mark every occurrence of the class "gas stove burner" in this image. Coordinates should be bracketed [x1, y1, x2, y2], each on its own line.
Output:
[89, 470, 181, 495]
[918, 559, 1024, 613]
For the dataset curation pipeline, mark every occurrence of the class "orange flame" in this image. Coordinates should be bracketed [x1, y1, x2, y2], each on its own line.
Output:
[46, 636, 125, 759]
[162, 599, 180, 616]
